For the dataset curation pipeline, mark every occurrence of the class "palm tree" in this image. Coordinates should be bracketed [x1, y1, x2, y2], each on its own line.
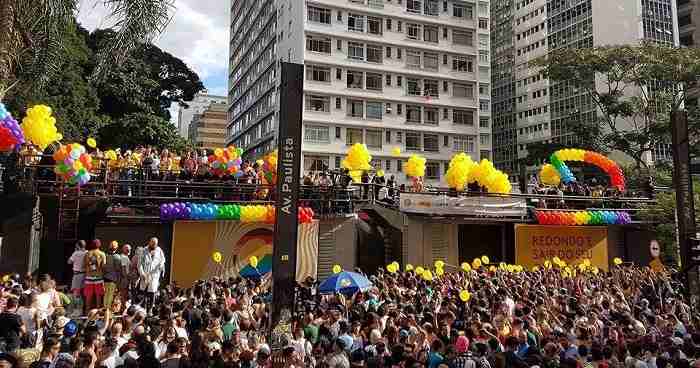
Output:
[0, 0, 174, 98]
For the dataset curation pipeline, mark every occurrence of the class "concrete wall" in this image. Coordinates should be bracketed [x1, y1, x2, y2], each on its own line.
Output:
[317, 216, 357, 279]
[402, 216, 459, 268]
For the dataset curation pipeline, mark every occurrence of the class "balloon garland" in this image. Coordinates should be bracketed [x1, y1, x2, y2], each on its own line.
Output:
[159, 202, 314, 223]
[208, 147, 243, 177]
[539, 149, 625, 191]
[444, 154, 512, 194]
[21, 105, 61, 150]
[535, 210, 631, 226]
[0, 103, 25, 151]
[53, 143, 93, 186]
[342, 143, 372, 183]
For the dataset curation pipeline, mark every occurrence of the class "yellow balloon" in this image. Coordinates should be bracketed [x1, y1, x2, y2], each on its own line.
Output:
[212, 251, 222, 263]
[2, 275, 9, 282]
[459, 290, 471, 302]
[391, 147, 401, 157]
[481, 255, 490, 265]
[386, 264, 396, 273]
[86, 137, 97, 148]
[376, 169, 385, 177]
[544, 260, 552, 269]
[249, 256, 259, 268]
[435, 267, 444, 276]
[613, 257, 623, 265]
[405, 264, 414, 272]
[472, 258, 482, 269]
[415, 266, 425, 275]
[333, 264, 342, 274]
[461, 262, 471, 272]
[489, 265, 497, 272]
[532, 266, 540, 272]
[592, 266, 599, 275]
[553, 256, 561, 265]
[499, 262, 507, 270]
[434, 260, 445, 269]
[422, 270, 433, 281]
[583, 259, 591, 267]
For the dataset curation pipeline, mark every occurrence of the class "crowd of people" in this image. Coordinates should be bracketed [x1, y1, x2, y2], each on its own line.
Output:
[0, 235, 695, 368]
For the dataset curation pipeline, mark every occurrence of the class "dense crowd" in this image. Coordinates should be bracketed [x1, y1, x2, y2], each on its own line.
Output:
[0, 235, 694, 368]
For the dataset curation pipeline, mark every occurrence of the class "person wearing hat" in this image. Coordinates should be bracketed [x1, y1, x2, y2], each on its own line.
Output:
[325, 338, 350, 368]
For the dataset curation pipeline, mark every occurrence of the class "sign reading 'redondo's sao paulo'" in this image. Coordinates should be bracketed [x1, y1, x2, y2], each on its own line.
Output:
[515, 224, 609, 271]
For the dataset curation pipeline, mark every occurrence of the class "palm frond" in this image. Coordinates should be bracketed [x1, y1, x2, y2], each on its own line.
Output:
[92, 0, 174, 82]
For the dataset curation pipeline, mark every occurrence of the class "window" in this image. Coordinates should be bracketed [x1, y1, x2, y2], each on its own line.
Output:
[386, 131, 391, 142]
[346, 128, 363, 145]
[397, 160, 403, 172]
[424, 79, 439, 97]
[406, 50, 421, 68]
[337, 11, 342, 21]
[453, 135, 475, 152]
[304, 125, 330, 144]
[479, 118, 489, 128]
[479, 50, 489, 63]
[480, 150, 490, 160]
[453, 83, 474, 98]
[386, 19, 392, 30]
[386, 74, 392, 86]
[366, 73, 383, 91]
[386, 103, 392, 114]
[479, 34, 489, 49]
[453, 30, 473, 46]
[479, 83, 488, 95]
[306, 36, 331, 53]
[453, 109, 473, 125]
[407, 23, 421, 40]
[386, 46, 392, 58]
[347, 70, 363, 88]
[366, 129, 382, 148]
[336, 68, 342, 80]
[424, 134, 439, 152]
[423, 25, 439, 43]
[337, 39, 342, 50]
[308, 6, 331, 24]
[407, 0, 422, 13]
[305, 95, 330, 112]
[478, 18, 488, 29]
[348, 42, 364, 60]
[406, 132, 421, 150]
[424, 0, 439, 15]
[479, 99, 490, 111]
[397, 21, 402, 32]
[385, 160, 391, 171]
[443, 81, 448, 92]
[397, 104, 402, 114]
[306, 65, 330, 82]
[422, 162, 440, 180]
[367, 44, 383, 63]
[406, 105, 422, 123]
[479, 133, 490, 145]
[336, 126, 341, 138]
[347, 99, 364, 118]
[335, 156, 341, 168]
[366, 102, 383, 119]
[424, 52, 438, 70]
[397, 76, 402, 86]
[453, 3, 473, 18]
[407, 78, 422, 96]
[368, 16, 383, 35]
[335, 97, 341, 109]
[348, 13, 365, 32]
[396, 131, 403, 142]
[452, 56, 473, 72]
[397, 48, 402, 59]
[424, 107, 439, 125]
[304, 156, 329, 172]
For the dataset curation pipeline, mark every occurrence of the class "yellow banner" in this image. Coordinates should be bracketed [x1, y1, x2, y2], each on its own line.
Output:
[515, 224, 609, 271]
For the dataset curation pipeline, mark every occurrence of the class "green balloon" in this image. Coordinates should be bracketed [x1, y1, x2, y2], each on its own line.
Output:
[232, 205, 241, 220]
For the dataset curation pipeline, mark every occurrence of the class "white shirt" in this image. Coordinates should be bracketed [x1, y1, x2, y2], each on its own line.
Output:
[103, 352, 124, 368]
[68, 250, 87, 272]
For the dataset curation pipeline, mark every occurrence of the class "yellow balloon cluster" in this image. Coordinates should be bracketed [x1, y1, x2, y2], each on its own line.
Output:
[240, 205, 274, 223]
[404, 154, 426, 178]
[105, 150, 117, 161]
[461, 262, 472, 272]
[422, 270, 433, 281]
[445, 153, 476, 191]
[22, 105, 61, 150]
[342, 143, 372, 182]
[415, 266, 425, 275]
[538, 164, 561, 186]
[333, 264, 342, 274]
[555, 148, 586, 161]
[468, 159, 512, 194]
[391, 147, 401, 157]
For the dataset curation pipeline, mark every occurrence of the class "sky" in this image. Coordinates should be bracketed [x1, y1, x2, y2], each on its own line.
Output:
[77, 0, 230, 98]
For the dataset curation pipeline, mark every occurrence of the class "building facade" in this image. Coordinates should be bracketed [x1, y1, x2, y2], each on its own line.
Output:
[188, 102, 229, 150]
[228, 0, 492, 185]
[176, 91, 228, 138]
[491, 0, 679, 175]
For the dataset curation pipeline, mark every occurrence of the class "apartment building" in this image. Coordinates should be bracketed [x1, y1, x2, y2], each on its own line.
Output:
[491, 0, 678, 175]
[228, 0, 492, 185]
[176, 91, 227, 138]
[188, 102, 229, 150]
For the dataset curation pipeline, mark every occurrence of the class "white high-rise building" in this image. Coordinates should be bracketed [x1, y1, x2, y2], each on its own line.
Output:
[228, 0, 492, 185]
[176, 90, 228, 138]
[491, 0, 679, 174]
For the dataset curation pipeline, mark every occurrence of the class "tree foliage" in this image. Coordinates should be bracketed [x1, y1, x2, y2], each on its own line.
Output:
[532, 43, 700, 170]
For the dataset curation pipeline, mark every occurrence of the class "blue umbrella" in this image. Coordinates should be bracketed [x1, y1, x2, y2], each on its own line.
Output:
[318, 271, 372, 295]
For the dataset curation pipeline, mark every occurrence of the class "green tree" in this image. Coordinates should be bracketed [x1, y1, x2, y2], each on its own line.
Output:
[98, 112, 186, 150]
[0, 0, 173, 98]
[532, 44, 700, 171]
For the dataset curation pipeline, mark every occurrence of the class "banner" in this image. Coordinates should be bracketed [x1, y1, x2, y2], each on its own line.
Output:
[170, 220, 318, 288]
[515, 224, 608, 271]
[400, 193, 527, 217]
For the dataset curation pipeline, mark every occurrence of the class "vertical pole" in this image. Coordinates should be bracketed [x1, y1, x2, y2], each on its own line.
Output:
[269, 62, 304, 348]
[670, 110, 698, 294]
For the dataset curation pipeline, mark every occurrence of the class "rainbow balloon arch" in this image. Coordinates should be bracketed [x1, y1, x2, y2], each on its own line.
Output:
[535, 210, 632, 226]
[159, 202, 314, 224]
[539, 149, 626, 192]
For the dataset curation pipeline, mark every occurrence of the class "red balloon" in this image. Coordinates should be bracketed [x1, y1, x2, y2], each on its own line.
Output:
[0, 126, 17, 152]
